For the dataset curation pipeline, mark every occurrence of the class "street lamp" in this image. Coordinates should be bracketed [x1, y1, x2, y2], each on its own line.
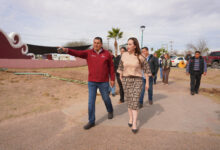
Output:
[107, 37, 110, 50]
[140, 25, 146, 48]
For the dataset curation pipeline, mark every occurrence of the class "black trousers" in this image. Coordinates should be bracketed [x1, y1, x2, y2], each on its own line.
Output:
[116, 73, 124, 102]
[190, 71, 202, 92]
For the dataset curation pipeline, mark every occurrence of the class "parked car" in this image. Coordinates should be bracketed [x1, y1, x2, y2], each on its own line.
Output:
[203, 51, 220, 68]
[170, 55, 177, 60]
[171, 57, 187, 67]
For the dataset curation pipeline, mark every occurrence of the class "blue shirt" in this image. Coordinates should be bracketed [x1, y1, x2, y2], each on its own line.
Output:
[194, 59, 200, 71]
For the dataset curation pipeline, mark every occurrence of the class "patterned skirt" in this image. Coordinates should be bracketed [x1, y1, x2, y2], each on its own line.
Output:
[122, 76, 143, 110]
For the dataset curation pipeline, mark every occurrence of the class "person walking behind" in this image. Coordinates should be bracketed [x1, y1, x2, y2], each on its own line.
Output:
[139, 47, 158, 108]
[185, 52, 192, 65]
[117, 38, 151, 133]
[162, 53, 172, 85]
[108, 50, 116, 96]
[186, 51, 207, 95]
[115, 47, 126, 103]
[153, 52, 159, 84]
[58, 37, 115, 130]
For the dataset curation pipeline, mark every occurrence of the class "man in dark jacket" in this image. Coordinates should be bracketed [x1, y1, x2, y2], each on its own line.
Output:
[139, 47, 159, 107]
[114, 47, 126, 103]
[153, 53, 159, 84]
[186, 51, 207, 95]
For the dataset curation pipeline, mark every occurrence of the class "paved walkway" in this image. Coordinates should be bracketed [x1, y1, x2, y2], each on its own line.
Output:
[0, 79, 220, 150]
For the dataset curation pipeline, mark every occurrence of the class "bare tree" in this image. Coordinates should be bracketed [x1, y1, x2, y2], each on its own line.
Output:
[172, 50, 178, 56]
[184, 50, 193, 56]
[63, 40, 114, 53]
[186, 39, 209, 56]
[63, 41, 90, 47]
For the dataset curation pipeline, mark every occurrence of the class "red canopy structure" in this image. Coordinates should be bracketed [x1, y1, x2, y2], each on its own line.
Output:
[0, 29, 89, 68]
[0, 29, 91, 59]
[0, 29, 33, 59]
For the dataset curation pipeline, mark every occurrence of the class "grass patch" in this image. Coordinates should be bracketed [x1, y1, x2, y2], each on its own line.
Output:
[200, 88, 220, 103]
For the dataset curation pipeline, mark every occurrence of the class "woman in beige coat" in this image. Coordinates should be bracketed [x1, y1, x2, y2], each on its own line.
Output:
[117, 37, 151, 133]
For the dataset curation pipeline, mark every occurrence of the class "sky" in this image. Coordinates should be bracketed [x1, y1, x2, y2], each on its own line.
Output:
[0, 0, 220, 52]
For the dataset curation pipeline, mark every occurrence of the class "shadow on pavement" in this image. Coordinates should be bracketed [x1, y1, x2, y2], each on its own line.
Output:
[138, 103, 165, 128]
[154, 93, 168, 101]
[96, 102, 128, 125]
[96, 93, 167, 126]
[137, 93, 166, 128]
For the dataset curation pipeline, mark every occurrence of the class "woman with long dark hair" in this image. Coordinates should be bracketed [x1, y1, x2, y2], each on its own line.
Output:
[117, 37, 151, 133]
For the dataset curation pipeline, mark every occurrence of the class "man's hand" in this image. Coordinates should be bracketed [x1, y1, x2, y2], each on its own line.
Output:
[203, 72, 207, 76]
[57, 47, 68, 53]
[110, 81, 115, 87]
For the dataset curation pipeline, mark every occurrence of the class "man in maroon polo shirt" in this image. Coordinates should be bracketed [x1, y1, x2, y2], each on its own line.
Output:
[58, 37, 115, 130]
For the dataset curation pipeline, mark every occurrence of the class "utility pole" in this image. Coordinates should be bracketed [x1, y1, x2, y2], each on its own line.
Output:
[170, 41, 173, 52]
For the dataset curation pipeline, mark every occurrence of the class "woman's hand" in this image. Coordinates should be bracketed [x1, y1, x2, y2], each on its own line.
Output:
[145, 82, 149, 91]
[120, 74, 123, 81]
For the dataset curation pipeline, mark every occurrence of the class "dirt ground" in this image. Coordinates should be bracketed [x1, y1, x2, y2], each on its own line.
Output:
[169, 67, 220, 103]
[0, 66, 220, 150]
[170, 67, 220, 85]
[0, 66, 219, 122]
[0, 67, 90, 122]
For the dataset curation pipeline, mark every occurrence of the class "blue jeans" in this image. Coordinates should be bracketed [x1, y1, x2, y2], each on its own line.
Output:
[109, 84, 116, 95]
[88, 82, 113, 124]
[160, 67, 163, 79]
[154, 74, 157, 84]
[139, 76, 154, 104]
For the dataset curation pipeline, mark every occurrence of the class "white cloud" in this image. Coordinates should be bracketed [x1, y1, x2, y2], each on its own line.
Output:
[0, 0, 219, 51]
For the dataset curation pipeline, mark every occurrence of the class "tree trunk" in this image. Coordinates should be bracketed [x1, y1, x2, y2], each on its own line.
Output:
[114, 39, 118, 57]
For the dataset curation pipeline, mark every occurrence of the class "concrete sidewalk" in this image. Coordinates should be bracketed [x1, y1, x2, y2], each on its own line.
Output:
[0, 80, 220, 150]
[80, 80, 220, 134]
